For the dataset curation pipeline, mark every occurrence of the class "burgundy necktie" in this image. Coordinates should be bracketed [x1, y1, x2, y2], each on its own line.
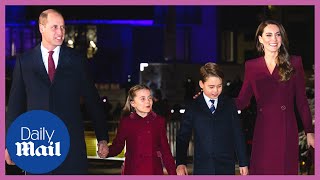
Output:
[48, 51, 55, 82]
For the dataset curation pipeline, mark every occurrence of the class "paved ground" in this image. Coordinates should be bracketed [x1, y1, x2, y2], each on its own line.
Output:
[6, 159, 241, 175]
[88, 159, 241, 175]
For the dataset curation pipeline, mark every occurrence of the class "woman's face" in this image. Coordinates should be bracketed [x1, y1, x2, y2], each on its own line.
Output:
[130, 89, 153, 117]
[259, 24, 282, 53]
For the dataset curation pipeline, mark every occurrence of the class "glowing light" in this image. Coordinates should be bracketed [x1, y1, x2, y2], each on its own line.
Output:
[67, 40, 74, 45]
[140, 63, 149, 71]
[90, 41, 96, 48]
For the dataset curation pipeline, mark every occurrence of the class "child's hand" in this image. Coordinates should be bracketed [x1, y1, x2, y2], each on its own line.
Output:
[176, 165, 188, 175]
[97, 140, 109, 158]
[239, 166, 248, 175]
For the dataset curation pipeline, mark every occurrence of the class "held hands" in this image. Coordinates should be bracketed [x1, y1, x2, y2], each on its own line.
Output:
[239, 166, 249, 175]
[307, 133, 315, 148]
[5, 148, 15, 165]
[97, 140, 109, 158]
[176, 165, 188, 175]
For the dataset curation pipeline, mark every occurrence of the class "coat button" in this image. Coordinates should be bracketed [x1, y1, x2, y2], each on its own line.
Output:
[281, 105, 286, 110]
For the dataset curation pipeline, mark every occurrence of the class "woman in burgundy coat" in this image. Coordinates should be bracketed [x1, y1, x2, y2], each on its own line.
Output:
[236, 20, 315, 174]
[107, 84, 176, 175]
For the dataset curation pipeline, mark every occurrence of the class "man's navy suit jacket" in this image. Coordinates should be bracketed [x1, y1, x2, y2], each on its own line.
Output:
[6, 44, 109, 174]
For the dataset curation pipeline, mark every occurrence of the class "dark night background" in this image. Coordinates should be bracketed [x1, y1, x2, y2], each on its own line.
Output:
[5, 5, 315, 175]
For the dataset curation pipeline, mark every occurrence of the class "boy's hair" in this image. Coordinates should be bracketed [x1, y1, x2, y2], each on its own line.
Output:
[199, 62, 224, 82]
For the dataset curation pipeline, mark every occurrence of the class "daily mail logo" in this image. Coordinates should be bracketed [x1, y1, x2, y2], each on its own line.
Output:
[16, 127, 61, 157]
[6, 110, 70, 174]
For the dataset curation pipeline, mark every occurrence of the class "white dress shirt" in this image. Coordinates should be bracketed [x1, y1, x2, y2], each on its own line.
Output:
[40, 44, 61, 73]
[202, 93, 218, 110]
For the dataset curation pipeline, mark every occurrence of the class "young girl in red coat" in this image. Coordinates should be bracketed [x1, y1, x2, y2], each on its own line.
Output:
[107, 84, 177, 175]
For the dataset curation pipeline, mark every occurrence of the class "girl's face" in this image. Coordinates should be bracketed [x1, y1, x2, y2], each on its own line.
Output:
[199, 76, 223, 99]
[130, 89, 153, 117]
[259, 24, 282, 53]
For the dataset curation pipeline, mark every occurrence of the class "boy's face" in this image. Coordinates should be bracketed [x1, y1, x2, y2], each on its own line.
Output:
[199, 76, 223, 99]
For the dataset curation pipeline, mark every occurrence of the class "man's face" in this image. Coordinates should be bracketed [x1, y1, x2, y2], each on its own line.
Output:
[39, 12, 65, 50]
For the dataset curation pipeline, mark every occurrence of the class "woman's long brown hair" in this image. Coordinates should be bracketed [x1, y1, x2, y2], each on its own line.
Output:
[255, 20, 294, 81]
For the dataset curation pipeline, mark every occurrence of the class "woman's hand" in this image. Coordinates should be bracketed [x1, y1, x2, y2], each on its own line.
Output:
[307, 133, 315, 148]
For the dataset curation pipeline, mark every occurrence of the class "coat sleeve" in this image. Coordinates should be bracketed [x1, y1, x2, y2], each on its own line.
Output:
[159, 118, 177, 175]
[235, 61, 253, 110]
[293, 56, 314, 133]
[231, 100, 248, 167]
[108, 118, 127, 157]
[6, 56, 27, 134]
[79, 55, 109, 142]
[176, 105, 193, 166]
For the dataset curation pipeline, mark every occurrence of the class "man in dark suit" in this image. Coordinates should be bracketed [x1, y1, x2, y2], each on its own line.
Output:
[176, 62, 248, 175]
[5, 9, 109, 174]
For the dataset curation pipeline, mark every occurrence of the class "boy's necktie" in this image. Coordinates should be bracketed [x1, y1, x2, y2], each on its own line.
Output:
[209, 99, 215, 113]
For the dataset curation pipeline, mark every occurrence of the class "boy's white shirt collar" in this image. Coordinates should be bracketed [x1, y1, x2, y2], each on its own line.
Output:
[202, 93, 218, 109]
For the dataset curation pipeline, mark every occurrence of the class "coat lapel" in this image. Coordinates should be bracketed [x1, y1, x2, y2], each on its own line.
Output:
[196, 93, 226, 118]
[196, 93, 214, 117]
[214, 95, 225, 114]
[31, 44, 73, 85]
[53, 45, 72, 83]
[272, 65, 281, 80]
[259, 56, 281, 81]
[31, 44, 51, 86]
